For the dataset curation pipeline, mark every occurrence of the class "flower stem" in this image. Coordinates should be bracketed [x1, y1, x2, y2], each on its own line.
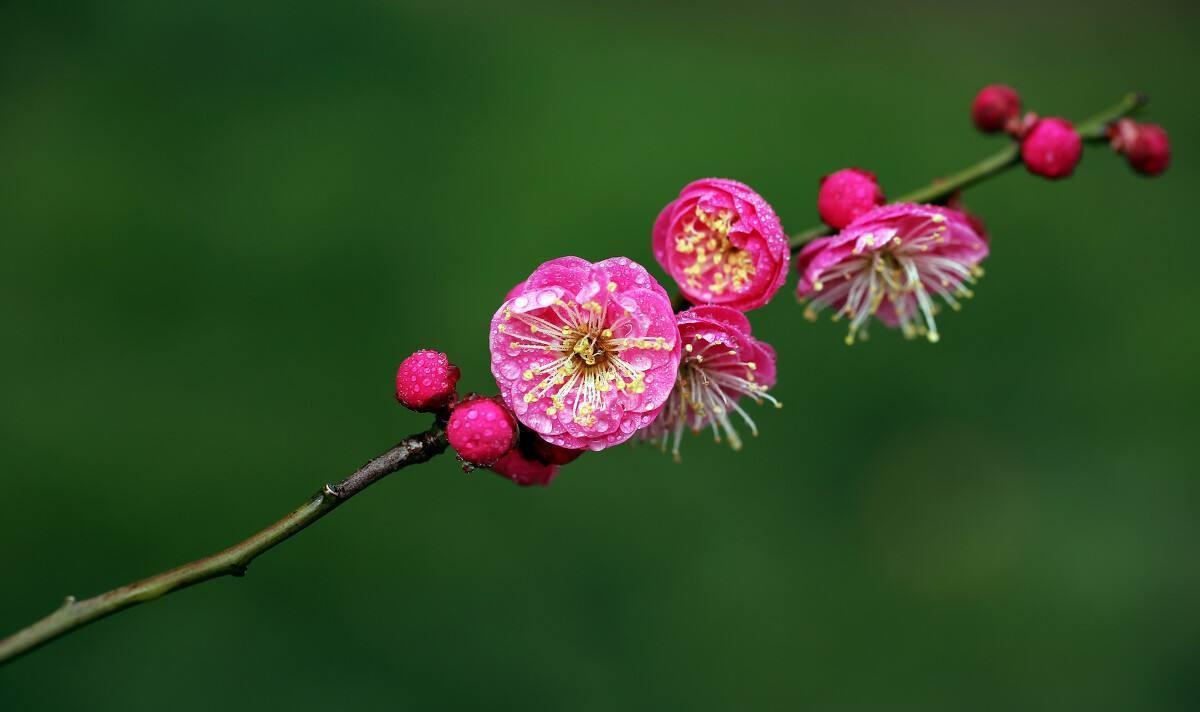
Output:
[0, 423, 448, 665]
[788, 92, 1147, 252]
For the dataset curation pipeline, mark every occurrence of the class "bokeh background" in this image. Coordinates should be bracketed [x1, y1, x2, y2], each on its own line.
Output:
[2, 1, 1198, 709]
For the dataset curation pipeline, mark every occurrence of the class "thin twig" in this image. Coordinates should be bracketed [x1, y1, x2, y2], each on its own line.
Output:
[0, 423, 448, 665]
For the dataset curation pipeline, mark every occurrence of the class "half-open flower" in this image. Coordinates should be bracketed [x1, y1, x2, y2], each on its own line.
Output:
[795, 203, 988, 344]
[652, 178, 789, 311]
[490, 256, 681, 451]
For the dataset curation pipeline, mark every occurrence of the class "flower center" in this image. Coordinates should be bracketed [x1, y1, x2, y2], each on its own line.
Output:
[499, 285, 671, 427]
[674, 207, 755, 296]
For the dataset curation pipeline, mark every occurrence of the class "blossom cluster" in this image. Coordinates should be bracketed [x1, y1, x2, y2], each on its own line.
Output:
[390, 85, 1170, 486]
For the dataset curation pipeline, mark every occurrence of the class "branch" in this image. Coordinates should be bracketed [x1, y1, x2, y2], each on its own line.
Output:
[788, 92, 1147, 251]
[0, 92, 1152, 667]
[0, 423, 449, 665]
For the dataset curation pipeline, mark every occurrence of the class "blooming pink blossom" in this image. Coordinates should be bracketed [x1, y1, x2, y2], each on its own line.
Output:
[796, 203, 988, 344]
[652, 178, 788, 311]
[490, 256, 681, 451]
[642, 305, 779, 460]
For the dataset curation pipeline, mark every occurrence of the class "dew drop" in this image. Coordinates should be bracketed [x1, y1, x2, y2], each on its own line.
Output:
[525, 412, 553, 434]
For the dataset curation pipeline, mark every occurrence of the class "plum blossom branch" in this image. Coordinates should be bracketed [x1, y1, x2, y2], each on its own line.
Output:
[0, 424, 448, 665]
[787, 92, 1148, 251]
[1, 88, 1166, 667]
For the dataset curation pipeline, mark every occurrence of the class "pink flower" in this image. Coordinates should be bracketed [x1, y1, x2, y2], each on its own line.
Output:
[490, 256, 681, 451]
[795, 203, 989, 344]
[642, 305, 779, 460]
[652, 178, 788, 311]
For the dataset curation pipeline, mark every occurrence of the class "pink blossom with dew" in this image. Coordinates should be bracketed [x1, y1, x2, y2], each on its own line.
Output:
[652, 178, 789, 312]
[642, 305, 779, 461]
[795, 203, 989, 345]
[490, 256, 681, 451]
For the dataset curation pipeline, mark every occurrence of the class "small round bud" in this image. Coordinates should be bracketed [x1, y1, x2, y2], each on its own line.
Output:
[447, 397, 518, 467]
[1123, 121, 1170, 176]
[395, 350, 460, 412]
[971, 85, 1021, 133]
[490, 447, 559, 487]
[1020, 118, 1082, 180]
[817, 168, 885, 230]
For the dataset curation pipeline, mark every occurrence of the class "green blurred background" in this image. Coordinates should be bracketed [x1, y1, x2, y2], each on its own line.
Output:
[2, 1, 1197, 709]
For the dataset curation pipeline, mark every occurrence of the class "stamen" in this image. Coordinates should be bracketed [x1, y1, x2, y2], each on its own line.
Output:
[673, 207, 755, 296]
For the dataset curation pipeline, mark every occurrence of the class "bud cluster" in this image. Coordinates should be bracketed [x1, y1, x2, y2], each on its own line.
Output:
[394, 349, 583, 486]
[970, 84, 1169, 180]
